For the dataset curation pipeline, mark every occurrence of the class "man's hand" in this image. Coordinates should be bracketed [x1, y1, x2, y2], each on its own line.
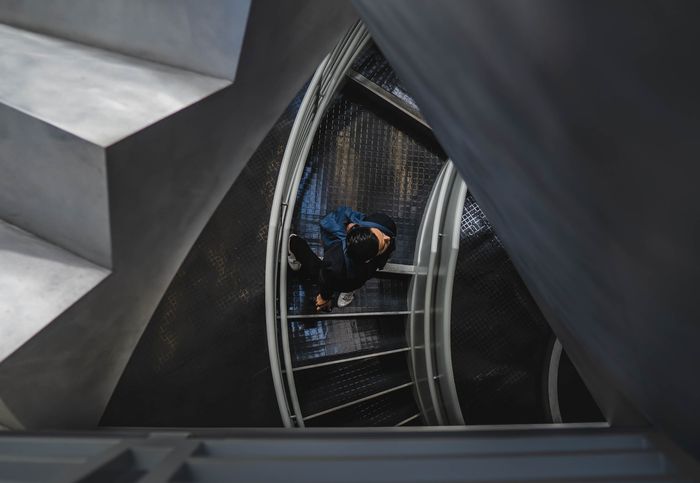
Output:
[315, 294, 332, 312]
[345, 222, 357, 233]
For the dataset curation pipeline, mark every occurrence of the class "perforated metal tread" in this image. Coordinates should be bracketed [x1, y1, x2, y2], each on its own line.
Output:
[305, 385, 419, 427]
[449, 192, 557, 424]
[290, 315, 408, 368]
[296, 352, 412, 417]
[351, 42, 420, 113]
[285, 42, 445, 427]
[287, 275, 409, 316]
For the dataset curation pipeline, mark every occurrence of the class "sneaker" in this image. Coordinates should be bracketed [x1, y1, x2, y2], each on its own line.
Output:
[337, 291, 354, 308]
[288, 234, 301, 271]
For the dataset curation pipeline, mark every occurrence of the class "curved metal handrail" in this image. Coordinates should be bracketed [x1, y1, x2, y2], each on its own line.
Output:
[408, 161, 467, 425]
[546, 338, 564, 423]
[408, 164, 447, 424]
[432, 169, 468, 425]
[265, 22, 370, 427]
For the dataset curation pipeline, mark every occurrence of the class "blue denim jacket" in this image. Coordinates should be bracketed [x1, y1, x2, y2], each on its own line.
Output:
[319, 206, 396, 250]
[317, 206, 397, 299]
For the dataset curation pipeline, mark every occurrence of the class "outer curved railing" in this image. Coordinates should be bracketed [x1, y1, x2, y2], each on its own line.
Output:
[545, 338, 564, 423]
[265, 22, 370, 427]
[410, 163, 583, 427]
[408, 161, 468, 425]
[266, 23, 567, 427]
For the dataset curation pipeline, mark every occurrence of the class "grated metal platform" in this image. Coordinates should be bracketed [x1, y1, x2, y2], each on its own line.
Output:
[101, 88, 307, 428]
[284, 42, 443, 426]
[450, 193, 560, 424]
[351, 43, 420, 113]
[290, 315, 408, 368]
[288, 274, 409, 316]
[291, 89, 444, 266]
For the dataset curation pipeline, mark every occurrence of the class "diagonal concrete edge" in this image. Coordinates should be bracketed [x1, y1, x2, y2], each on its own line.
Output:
[353, 0, 700, 457]
[0, 220, 110, 366]
[0, 0, 358, 429]
[0, 0, 252, 81]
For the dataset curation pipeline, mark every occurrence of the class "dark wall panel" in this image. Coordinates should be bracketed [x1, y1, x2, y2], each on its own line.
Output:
[355, 0, 700, 455]
[451, 193, 553, 424]
[101, 91, 304, 427]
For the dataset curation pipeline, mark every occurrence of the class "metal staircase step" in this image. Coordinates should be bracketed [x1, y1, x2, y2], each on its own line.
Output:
[346, 68, 428, 128]
[304, 385, 418, 428]
[287, 275, 410, 316]
[286, 310, 410, 320]
[381, 263, 418, 275]
[304, 382, 414, 421]
[289, 312, 408, 369]
[350, 42, 422, 115]
[295, 352, 413, 417]
[293, 347, 411, 372]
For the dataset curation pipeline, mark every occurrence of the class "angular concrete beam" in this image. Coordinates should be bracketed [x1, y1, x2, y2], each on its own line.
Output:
[0, 0, 357, 429]
[0, 220, 109, 366]
[0, 0, 251, 80]
[0, 23, 229, 267]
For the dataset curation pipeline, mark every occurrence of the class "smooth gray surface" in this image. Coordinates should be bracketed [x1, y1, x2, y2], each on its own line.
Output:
[0, 0, 250, 80]
[0, 102, 111, 266]
[0, 0, 357, 429]
[354, 0, 699, 456]
[0, 23, 229, 146]
[0, 427, 695, 483]
[0, 220, 108, 363]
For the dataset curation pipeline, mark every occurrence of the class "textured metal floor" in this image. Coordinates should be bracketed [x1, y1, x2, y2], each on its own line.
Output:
[101, 88, 306, 428]
[290, 89, 444, 266]
[351, 43, 420, 112]
[288, 274, 409, 316]
[450, 193, 562, 424]
[285, 42, 443, 426]
[305, 385, 418, 427]
[291, 315, 408, 367]
[295, 352, 412, 417]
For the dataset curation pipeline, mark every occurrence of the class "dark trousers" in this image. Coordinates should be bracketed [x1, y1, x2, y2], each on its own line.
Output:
[289, 235, 322, 283]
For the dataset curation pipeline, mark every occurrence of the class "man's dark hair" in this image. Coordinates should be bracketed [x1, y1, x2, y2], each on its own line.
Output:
[346, 226, 378, 263]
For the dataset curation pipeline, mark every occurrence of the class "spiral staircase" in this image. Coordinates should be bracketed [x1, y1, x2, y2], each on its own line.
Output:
[1, 3, 700, 482]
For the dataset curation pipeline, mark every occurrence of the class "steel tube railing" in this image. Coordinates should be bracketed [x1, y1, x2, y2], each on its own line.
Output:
[265, 22, 370, 427]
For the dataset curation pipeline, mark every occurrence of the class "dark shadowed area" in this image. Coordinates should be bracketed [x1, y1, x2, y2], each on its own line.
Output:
[355, 0, 700, 456]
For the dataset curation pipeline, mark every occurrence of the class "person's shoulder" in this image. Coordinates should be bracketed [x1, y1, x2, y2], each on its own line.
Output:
[366, 212, 397, 235]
